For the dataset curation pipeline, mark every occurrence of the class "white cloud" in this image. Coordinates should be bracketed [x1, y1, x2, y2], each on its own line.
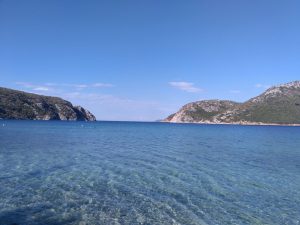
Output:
[62, 92, 171, 121]
[44, 82, 57, 86]
[16, 82, 113, 91]
[92, 83, 114, 88]
[72, 84, 88, 89]
[64, 83, 113, 89]
[255, 83, 271, 89]
[13, 81, 170, 121]
[169, 81, 202, 93]
[65, 83, 113, 89]
[33, 87, 50, 91]
[16, 82, 51, 92]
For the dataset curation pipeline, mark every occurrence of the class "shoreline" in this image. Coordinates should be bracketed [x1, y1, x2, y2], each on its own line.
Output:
[162, 121, 300, 127]
[2, 119, 300, 127]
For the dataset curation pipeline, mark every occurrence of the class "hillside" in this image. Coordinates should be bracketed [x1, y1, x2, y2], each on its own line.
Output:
[0, 87, 96, 121]
[164, 81, 300, 125]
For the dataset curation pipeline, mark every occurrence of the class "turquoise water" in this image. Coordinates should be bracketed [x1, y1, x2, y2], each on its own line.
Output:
[0, 121, 299, 225]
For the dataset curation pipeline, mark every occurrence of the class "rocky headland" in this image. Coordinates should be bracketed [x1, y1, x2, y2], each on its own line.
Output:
[164, 81, 300, 126]
[0, 87, 96, 121]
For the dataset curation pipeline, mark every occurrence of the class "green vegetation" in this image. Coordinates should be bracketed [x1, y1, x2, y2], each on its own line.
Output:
[0, 87, 96, 121]
[165, 81, 300, 125]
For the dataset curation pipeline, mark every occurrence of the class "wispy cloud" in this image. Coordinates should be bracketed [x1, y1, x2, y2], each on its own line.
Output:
[255, 83, 271, 89]
[62, 83, 113, 89]
[72, 84, 88, 89]
[63, 92, 171, 121]
[16, 82, 113, 91]
[13, 81, 176, 121]
[169, 81, 202, 93]
[16, 82, 52, 92]
[92, 83, 114, 88]
[32, 87, 50, 91]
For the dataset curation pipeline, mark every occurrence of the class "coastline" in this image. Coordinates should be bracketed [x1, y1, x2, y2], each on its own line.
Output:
[162, 121, 300, 127]
[2, 119, 300, 127]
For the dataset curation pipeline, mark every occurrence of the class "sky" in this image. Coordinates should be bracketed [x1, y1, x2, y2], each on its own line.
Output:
[0, 0, 300, 121]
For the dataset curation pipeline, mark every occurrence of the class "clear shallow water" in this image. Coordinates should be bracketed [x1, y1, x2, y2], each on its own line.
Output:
[0, 121, 300, 225]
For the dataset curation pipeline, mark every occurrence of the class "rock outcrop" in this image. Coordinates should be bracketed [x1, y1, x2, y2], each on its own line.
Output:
[164, 81, 300, 125]
[0, 87, 96, 121]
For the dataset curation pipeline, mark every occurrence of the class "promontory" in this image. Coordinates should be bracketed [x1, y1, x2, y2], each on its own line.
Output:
[164, 81, 300, 126]
[0, 87, 96, 121]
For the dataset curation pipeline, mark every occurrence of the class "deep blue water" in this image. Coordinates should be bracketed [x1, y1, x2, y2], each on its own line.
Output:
[0, 121, 300, 225]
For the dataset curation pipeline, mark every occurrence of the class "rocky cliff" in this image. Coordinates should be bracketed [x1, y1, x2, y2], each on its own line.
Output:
[0, 87, 96, 121]
[164, 81, 300, 125]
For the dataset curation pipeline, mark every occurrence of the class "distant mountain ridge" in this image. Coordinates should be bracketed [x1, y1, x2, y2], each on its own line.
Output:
[164, 81, 300, 125]
[0, 87, 96, 121]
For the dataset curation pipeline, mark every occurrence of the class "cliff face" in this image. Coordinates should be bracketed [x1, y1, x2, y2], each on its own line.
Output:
[0, 87, 96, 121]
[164, 81, 300, 125]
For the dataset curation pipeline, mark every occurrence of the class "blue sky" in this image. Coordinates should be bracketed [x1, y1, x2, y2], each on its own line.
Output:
[0, 0, 299, 121]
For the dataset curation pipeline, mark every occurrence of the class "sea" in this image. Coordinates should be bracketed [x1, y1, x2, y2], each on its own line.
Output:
[0, 121, 299, 225]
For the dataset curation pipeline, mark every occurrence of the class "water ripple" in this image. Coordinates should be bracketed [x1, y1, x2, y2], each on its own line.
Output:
[0, 121, 300, 225]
